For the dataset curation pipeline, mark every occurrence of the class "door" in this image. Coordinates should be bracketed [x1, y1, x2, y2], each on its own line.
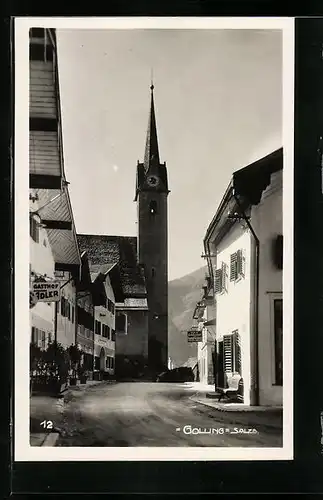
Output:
[217, 340, 225, 388]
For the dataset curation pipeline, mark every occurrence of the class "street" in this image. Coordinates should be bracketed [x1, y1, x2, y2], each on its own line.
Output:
[39, 382, 283, 447]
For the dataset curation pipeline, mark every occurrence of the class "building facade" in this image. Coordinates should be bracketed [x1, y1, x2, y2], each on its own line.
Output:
[92, 267, 119, 378]
[76, 235, 149, 379]
[54, 270, 77, 348]
[76, 253, 95, 377]
[194, 280, 216, 386]
[203, 148, 283, 406]
[29, 28, 81, 352]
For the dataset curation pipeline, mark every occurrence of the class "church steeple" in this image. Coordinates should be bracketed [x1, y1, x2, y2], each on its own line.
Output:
[144, 83, 160, 172]
[134, 82, 168, 201]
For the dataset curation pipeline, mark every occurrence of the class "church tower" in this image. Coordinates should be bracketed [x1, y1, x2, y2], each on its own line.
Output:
[135, 83, 169, 373]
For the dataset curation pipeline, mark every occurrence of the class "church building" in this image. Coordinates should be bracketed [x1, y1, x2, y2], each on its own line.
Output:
[77, 83, 169, 378]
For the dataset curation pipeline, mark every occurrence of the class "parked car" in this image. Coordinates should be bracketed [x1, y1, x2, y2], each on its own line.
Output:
[156, 367, 194, 383]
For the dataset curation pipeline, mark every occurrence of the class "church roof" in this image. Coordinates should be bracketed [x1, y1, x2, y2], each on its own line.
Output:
[135, 84, 169, 200]
[76, 234, 147, 298]
[144, 84, 160, 171]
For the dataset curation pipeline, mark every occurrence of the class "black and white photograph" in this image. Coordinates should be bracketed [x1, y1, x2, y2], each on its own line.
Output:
[14, 17, 293, 461]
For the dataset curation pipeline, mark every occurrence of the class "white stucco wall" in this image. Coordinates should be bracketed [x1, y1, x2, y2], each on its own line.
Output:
[251, 170, 283, 405]
[197, 304, 215, 385]
[94, 275, 116, 373]
[30, 191, 55, 348]
[210, 223, 252, 404]
[56, 272, 76, 348]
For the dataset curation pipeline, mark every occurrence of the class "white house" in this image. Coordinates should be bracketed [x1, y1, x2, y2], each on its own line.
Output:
[203, 148, 283, 406]
[29, 196, 56, 350]
[194, 280, 216, 385]
[91, 264, 124, 378]
[29, 28, 81, 352]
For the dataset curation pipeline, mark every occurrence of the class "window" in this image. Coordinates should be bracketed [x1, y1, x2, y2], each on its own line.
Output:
[214, 262, 227, 294]
[41, 330, 46, 350]
[111, 329, 116, 341]
[230, 250, 245, 281]
[94, 356, 100, 371]
[116, 312, 127, 334]
[31, 326, 38, 345]
[71, 306, 75, 324]
[106, 357, 110, 369]
[102, 325, 110, 338]
[95, 320, 101, 335]
[111, 357, 114, 369]
[149, 200, 158, 215]
[60, 297, 65, 317]
[274, 299, 283, 385]
[272, 234, 283, 270]
[30, 215, 39, 243]
[223, 330, 241, 374]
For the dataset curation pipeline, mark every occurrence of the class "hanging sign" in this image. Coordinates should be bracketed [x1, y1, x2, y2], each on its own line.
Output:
[187, 330, 203, 343]
[31, 281, 61, 302]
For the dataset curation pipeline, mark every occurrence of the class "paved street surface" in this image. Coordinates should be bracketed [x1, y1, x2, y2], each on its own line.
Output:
[40, 382, 283, 447]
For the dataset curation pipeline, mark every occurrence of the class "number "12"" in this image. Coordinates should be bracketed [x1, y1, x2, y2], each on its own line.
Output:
[40, 420, 53, 429]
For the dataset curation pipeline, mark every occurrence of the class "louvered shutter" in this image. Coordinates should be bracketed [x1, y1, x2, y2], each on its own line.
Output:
[223, 334, 233, 372]
[214, 269, 222, 293]
[237, 249, 245, 277]
[221, 262, 227, 291]
[233, 330, 242, 374]
[230, 253, 238, 281]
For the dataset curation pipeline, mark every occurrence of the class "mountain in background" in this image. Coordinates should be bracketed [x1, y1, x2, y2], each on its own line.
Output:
[168, 266, 207, 367]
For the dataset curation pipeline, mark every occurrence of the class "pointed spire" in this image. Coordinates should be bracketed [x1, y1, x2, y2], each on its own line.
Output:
[144, 81, 160, 172]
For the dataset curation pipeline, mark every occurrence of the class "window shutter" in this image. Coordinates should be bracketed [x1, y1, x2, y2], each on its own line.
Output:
[214, 269, 222, 294]
[221, 262, 227, 291]
[233, 330, 242, 374]
[237, 249, 245, 277]
[230, 253, 238, 281]
[223, 334, 233, 372]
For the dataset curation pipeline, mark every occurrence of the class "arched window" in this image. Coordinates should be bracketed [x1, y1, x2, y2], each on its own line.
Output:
[149, 200, 158, 215]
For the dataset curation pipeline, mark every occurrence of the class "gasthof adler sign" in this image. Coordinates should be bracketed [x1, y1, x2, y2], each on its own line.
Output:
[31, 281, 61, 302]
[187, 330, 203, 342]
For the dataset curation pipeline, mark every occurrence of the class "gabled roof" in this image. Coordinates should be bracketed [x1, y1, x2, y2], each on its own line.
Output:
[77, 234, 147, 298]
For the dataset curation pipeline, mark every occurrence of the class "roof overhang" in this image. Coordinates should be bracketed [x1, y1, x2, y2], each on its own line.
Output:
[203, 148, 283, 249]
[30, 187, 81, 275]
[232, 148, 283, 206]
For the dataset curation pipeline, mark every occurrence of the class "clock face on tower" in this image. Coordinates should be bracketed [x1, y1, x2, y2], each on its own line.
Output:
[147, 175, 160, 187]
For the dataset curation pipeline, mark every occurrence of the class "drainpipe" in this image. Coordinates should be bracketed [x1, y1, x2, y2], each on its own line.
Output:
[233, 192, 260, 407]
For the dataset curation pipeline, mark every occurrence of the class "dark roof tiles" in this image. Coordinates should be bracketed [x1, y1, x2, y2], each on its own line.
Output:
[77, 234, 147, 298]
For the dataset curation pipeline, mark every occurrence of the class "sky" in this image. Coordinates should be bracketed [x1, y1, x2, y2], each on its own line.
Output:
[56, 28, 282, 281]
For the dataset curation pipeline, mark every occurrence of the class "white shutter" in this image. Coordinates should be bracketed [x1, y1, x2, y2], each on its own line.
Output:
[223, 335, 233, 372]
